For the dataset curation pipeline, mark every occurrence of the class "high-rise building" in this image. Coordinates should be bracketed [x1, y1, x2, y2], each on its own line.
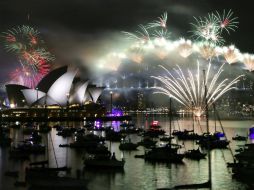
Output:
[137, 91, 144, 110]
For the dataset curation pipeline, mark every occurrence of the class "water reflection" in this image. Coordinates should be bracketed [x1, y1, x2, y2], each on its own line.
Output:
[112, 121, 121, 132]
[0, 114, 253, 190]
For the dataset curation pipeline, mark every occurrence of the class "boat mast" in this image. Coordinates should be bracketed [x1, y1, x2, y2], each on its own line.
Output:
[169, 96, 172, 147]
[203, 70, 211, 187]
[213, 103, 216, 133]
[192, 101, 194, 133]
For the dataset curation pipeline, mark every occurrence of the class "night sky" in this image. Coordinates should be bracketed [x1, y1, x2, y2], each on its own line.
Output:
[0, 0, 253, 85]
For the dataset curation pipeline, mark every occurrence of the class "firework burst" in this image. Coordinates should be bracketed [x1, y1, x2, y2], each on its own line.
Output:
[151, 61, 243, 116]
[2, 25, 40, 53]
[191, 14, 223, 45]
[197, 43, 217, 59]
[97, 52, 126, 71]
[191, 10, 238, 46]
[2, 25, 54, 88]
[241, 54, 254, 71]
[222, 45, 240, 64]
[175, 38, 193, 58]
[10, 62, 50, 88]
[215, 9, 238, 33]
[147, 12, 168, 29]
[99, 10, 251, 74]
[122, 25, 150, 45]
[152, 29, 171, 40]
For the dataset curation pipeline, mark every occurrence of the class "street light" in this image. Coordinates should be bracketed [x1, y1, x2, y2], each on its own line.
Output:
[110, 91, 113, 116]
[22, 99, 25, 108]
[66, 93, 70, 127]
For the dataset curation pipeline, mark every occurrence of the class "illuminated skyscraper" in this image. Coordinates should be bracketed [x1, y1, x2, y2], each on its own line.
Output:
[137, 91, 144, 110]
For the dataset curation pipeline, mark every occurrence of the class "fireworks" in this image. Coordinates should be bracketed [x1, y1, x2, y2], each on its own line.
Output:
[152, 29, 171, 40]
[152, 61, 243, 116]
[123, 12, 170, 51]
[97, 52, 126, 71]
[175, 38, 193, 58]
[215, 9, 239, 33]
[190, 10, 238, 45]
[197, 43, 217, 60]
[128, 52, 144, 63]
[222, 45, 240, 64]
[2, 25, 40, 53]
[147, 12, 168, 29]
[120, 10, 239, 64]
[122, 25, 150, 46]
[101, 11, 251, 76]
[191, 14, 223, 45]
[10, 63, 50, 88]
[241, 54, 254, 71]
[2, 25, 54, 88]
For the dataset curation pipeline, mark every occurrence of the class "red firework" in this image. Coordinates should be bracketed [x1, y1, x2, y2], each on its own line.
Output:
[29, 33, 38, 45]
[215, 10, 238, 33]
[221, 18, 230, 28]
[10, 62, 50, 89]
[3, 25, 54, 88]
[6, 34, 16, 43]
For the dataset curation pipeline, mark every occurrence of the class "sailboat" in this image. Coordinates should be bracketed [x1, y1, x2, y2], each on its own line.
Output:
[197, 103, 230, 150]
[172, 103, 202, 141]
[144, 97, 184, 163]
[84, 136, 125, 169]
[184, 103, 206, 160]
[26, 132, 87, 189]
[25, 131, 70, 179]
[119, 137, 139, 150]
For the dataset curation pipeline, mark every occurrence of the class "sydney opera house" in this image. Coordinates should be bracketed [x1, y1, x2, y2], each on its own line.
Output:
[2, 66, 106, 121]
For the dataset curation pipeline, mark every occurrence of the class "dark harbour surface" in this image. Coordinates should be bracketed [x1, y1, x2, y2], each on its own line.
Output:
[0, 114, 253, 190]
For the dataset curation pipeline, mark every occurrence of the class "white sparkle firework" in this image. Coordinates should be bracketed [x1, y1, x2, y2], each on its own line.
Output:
[147, 12, 168, 29]
[97, 52, 126, 71]
[191, 10, 238, 45]
[241, 54, 254, 71]
[191, 14, 224, 45]
[175, 38, 193, 58]
[152, 29, 171, 40]
[122, 25, 150, 45]
[197, 43, 217, 60]
[101, 11, 251, 73]
[222, 45, 240, 64]
[151, 61, 243, 116]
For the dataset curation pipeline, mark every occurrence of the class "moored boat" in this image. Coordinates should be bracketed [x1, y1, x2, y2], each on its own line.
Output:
[144, 143, 184, 163]
[119, 138, 139, 150]
[84, 154, 125, 169]
[137, 137, 157, 148]
[184, 148, 206, 160]
[232, 135, 247, 141]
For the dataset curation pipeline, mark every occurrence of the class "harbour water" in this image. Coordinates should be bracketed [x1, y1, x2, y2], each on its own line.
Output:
[0, 114, 253, 190]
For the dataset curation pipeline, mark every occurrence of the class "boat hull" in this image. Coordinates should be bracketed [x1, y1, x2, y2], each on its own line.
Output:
[84, 159, 125, 169]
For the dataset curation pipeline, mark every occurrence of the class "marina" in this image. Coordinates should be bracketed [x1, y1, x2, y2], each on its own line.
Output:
[0, 114, 253, 190]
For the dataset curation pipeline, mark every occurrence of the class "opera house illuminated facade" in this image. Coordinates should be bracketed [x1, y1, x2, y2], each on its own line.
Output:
[2, 66, 106, 121]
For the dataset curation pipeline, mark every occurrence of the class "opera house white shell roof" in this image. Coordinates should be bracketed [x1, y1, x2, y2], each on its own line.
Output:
[5, 66, 104, 107]
[21, 89, 46, 106]
[69, 81, 89, 105]
[47, 70, 77, 106]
